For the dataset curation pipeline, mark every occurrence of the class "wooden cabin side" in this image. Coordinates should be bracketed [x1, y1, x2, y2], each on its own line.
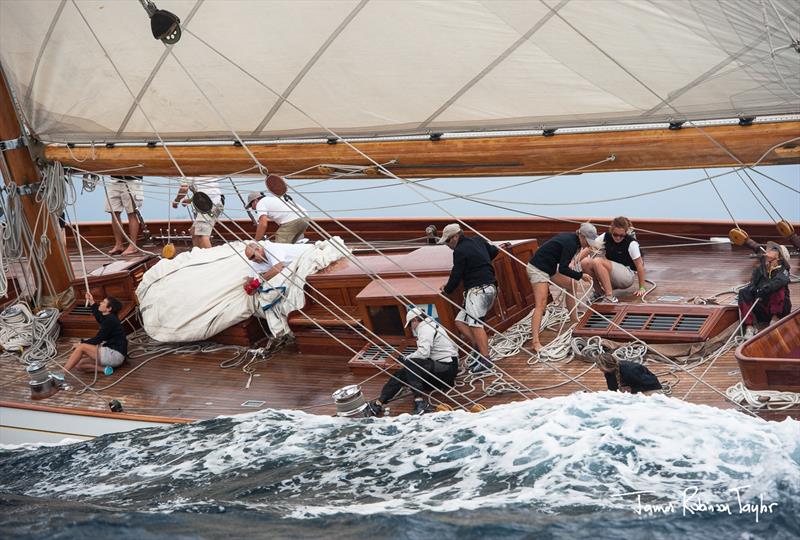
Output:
[735, 309, 800, 391]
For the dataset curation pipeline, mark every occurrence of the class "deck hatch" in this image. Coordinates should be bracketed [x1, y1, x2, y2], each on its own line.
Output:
[675, 315, 708, 331]
[620, 313, 650, 330]
[584, 313, 612, 329]
[646, 314, 679, 330]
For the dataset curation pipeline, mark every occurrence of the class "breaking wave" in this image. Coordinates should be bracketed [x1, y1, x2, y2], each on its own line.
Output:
[1, 392, 798, 539]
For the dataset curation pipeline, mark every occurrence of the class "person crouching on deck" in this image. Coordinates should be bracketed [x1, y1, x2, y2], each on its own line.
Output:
[439, 223, 504, 374]
[527, 223, 596, 353]
[245, 192, 310, 244]
[595, 354, 663, 395]
[368, 307, 459, 416]
[64, 292, 127, 373]
[579, 216, 647, 303]
[738, 241, 792, 338]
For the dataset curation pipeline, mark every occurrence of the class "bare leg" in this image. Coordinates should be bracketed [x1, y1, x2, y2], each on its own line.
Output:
[591, 258, 614, 295]
[455, 320, 475, 350]
[551, 272, 579, 322]
[109, 212, 125, 254]
[64, 343, 98, 371]
[472, 326, 490, 358]
[192, 235, 212, 249]
[530, 282, 549, 352]
[122, 213, 140, 255]
[580, 258, 604, 294]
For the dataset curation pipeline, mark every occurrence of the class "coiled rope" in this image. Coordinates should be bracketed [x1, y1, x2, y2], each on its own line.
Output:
[726, 382, 800, 411]
[0, 303, 60, 363]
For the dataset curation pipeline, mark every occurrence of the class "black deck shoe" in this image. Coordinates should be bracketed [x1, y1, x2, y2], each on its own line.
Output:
[366, 400, 383, 417]
[412, 400, 435, 415]
[469, 357, 493, 374]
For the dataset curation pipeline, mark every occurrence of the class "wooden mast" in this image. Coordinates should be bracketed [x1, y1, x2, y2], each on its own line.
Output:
[45, 121, 800, 178]
[0, 67, 73, 305]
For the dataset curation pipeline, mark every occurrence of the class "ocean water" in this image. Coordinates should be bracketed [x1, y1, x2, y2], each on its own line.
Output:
[1, 392, 798, 539]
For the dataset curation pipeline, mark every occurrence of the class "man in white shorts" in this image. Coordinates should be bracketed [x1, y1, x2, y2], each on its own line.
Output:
[105, 176, 143, 256]
[246, 192, 309, 244]
[439, 223, 504, 374]
[580, 216, 647, 302]
[172, 176, 224, 249]
[64, 291, 127, 373]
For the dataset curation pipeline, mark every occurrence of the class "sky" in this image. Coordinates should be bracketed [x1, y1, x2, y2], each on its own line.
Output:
[63, 164, 800, 227]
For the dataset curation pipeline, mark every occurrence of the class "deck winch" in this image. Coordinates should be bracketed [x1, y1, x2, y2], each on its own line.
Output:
[331, 385, 370, 418]
[26, 363, 57, 400]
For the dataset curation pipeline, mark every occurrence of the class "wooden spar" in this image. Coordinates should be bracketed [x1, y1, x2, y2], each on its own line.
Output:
[45, 121, 800, 178]
[0, 69, 73, 304]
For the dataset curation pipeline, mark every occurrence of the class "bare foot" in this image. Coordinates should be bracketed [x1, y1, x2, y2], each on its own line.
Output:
[108, 246, 124, 255]
[532, 342, 544, 353]
[121, 246, 139, 256]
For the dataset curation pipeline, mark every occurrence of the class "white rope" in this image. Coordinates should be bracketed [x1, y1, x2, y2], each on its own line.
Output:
[0, 303, 60, 363]
[726, 382, 800, 411]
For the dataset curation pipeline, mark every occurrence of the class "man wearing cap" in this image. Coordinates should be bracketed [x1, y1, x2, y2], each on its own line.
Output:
[369, 307, 459, 416]
[738, 241, 792, 338]
[439, 223, 502, 374]
[246, 192, 309, 244]
[527, 223, 596, 353]
[172, 176, 224, 249]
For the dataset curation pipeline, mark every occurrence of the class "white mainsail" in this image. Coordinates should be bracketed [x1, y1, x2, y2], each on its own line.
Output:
[0, 0, 798, 143]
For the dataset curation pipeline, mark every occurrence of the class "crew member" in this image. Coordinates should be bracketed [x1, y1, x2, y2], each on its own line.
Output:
[246, 192, 309, 244]
[580, 216, 647, 303]
[439, 223, 503, 373]
[369, 307, 459, 416]
[105, 175, 144, 256]
[738, 241, 792, 338]
[172, 176, 225, 249]
[596, 354, 663, 394]
[527, 223, 596, 353]
[64, 291, 127, 373]
[244, 242, 287, 282]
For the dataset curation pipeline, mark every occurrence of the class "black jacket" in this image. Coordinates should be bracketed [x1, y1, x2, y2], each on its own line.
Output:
[443, 236, 499, 294]
[605, 361, 662, 393]
[748, 261, 790, 298]
[82, 303, 128, 357]
[529, 232, 583, 280]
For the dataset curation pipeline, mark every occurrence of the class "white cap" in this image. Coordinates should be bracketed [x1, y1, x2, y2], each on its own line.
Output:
[438, 223, 462, 244]
[577, 222, 598, 242]
[404, 306, 426, 327]
[766, 241, 791, 266]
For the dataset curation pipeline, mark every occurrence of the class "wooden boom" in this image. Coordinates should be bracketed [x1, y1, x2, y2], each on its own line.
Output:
[45, 122, 800, 178]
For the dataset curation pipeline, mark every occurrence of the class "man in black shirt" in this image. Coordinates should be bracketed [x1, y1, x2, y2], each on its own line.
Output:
[527, 223, 596, 353]
[439, 223, 504, 373]
[64, 291, 128, 373]
[596, 353, 662, 394]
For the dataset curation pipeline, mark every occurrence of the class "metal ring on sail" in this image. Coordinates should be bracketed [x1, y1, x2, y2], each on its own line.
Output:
[266, 174, 287, 197]
[191, 191, 214, 214]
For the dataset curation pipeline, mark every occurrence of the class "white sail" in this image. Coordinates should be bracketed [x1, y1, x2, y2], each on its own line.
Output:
[1, 0, 798, 142]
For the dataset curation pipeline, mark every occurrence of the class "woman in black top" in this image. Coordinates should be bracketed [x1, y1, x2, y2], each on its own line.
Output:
[64, 291, 127, 373]
[596, 353, 662, 394]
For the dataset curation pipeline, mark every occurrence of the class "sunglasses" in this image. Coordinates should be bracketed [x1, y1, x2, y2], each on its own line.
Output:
[247, 251, 258, 261]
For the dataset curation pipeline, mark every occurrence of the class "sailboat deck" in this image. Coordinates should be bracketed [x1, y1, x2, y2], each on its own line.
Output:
[1, 244, 798, 425]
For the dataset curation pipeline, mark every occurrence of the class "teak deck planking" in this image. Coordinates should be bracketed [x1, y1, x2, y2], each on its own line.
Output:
[1, 244, 799, 428]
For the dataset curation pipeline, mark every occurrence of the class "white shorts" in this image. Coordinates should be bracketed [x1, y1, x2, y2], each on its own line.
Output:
[455, 284, 497, 327]
[99, 346, 125, 367]
[104, 180, 143, 214]
[191, 203, 223, 237]
[609, 261, 636, 289]
[526, 263, 550, 284]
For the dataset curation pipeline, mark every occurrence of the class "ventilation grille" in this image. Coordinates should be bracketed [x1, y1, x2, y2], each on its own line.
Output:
[584, 313, 612, 329]
[70, 305, 95, 315]
[675, 315, 708, 332]
[620, 313, 651, 330]
[646, 314, 679, 330]
[357, 344, 416, 363]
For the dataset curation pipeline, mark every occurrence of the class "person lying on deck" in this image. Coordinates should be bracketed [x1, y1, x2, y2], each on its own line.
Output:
[527, 223, 596, 353]
[595, 354, 663, 395]
[368, 307, 459, 416]
[244, 242, 286, 282]
[579, 216, 647, 303]
[738, 241, 792, 338]
[64, 292, 128, 373]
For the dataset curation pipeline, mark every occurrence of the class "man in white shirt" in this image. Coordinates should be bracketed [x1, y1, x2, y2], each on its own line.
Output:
[172, 177, 224, 249]
[246, 192, 309, 244]
[368, 307, 459, 416]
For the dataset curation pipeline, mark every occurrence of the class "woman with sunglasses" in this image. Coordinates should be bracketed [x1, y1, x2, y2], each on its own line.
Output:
[579, 216, 647, 303]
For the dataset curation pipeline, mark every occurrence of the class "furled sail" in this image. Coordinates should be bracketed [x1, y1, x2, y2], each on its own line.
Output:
[0, 0, 798, 143]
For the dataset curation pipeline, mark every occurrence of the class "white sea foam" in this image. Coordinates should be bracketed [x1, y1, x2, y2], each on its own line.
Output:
[5, 392, 798, 518]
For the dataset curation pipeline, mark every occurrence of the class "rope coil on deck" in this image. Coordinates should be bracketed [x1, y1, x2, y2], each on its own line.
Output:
[726, 382, 800, 411]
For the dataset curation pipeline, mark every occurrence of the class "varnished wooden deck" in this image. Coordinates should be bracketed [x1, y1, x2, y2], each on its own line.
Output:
[1, 244, 798, 425]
